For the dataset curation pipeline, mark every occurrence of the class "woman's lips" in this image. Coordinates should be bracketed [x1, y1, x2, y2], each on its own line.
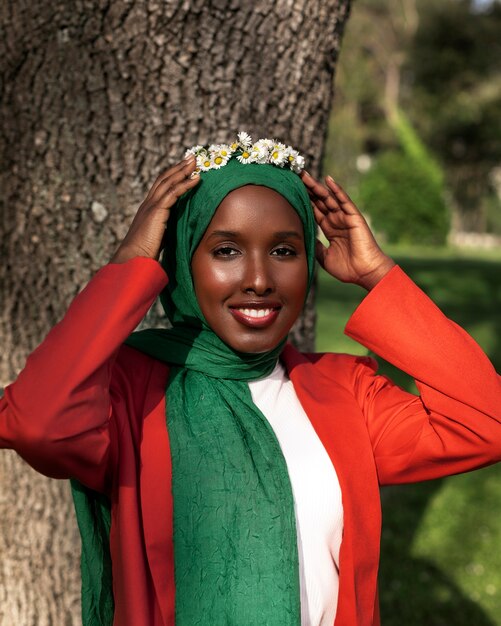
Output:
[229, 306, 281, 328]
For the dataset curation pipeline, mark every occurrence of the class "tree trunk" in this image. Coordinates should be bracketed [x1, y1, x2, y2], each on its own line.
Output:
[0, 1, 351, 622]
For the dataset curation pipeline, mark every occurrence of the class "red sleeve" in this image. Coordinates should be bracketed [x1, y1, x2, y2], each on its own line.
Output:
[344, 265, 501, 485]
[0, 257, 168, 492]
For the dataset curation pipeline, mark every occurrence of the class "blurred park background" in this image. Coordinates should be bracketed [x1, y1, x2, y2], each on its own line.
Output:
[1, 0, 500, 623]
[318, 0, 501, 623]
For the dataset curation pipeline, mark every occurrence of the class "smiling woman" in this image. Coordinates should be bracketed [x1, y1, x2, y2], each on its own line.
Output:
[191, 185, 309, 353]
[1, 133, 500, 626]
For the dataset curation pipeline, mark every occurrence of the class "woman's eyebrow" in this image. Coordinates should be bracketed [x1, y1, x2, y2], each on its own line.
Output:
[206, 229, 303, 240]
[273, 231, 303, 239]
[207, 230, 239, 239]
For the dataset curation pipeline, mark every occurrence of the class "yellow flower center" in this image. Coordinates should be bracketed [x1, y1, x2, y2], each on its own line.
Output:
[288, 155, 294, 161]
[215, 156, 223, 165]
[272, 151, 279, 159]
[221, 150, 228, 156]
[204, 160, 211, 168]
[231, 143, 238, 150]
[242, 151, 250, 159]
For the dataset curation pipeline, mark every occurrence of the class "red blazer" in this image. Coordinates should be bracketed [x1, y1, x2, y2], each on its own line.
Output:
[1, 258, 500, 626]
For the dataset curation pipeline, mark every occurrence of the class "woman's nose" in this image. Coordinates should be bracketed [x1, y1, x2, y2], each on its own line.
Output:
[242, 254, 274, 295]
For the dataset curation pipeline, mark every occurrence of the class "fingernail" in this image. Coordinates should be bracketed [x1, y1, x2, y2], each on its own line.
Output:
[184, 155, 195, 163]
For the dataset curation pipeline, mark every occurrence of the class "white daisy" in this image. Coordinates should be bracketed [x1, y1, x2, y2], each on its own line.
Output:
[269, 145, 287, 167]
[251, 142, 269, 164]
[183, 135, 304, 174]
[285, 148, 305, 173]
[257, 138, 274, 150]
[237, 131, 252, 149]
[209, 144, 232, 167]
[184, 145, 203, 158]
[208, 143, 232, 155]
[197, 151, 213, 171]
[293, 154, 306, 172]
[210, 153, 230, 169]
[236, 149, 255, 164]
[216, 144, 234, 159]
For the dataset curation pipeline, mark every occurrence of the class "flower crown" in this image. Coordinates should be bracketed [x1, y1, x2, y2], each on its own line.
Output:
[184, 131, 306, 175]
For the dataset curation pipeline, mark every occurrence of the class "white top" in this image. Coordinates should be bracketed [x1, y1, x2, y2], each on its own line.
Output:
[248, 361, 344, 626]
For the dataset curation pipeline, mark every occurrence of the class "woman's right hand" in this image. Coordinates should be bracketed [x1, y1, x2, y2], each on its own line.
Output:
[301, 171, 395, 290]
[111, 156, 200, 264]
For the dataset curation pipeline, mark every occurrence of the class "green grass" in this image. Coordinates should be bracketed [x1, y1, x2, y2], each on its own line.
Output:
[316, 246, 501, 625]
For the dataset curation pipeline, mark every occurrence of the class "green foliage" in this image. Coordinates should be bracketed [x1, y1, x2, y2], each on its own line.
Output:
[406, 0, 501, 228]
[325, 0, 501, 234]
[359, 152, 449, 245]
[392, 110, 443, 188]
[357, 109, 449, 245]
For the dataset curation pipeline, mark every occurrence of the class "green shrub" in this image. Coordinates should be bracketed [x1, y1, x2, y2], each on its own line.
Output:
[358, 110, 450, 245]
[359, 149, 450, 245]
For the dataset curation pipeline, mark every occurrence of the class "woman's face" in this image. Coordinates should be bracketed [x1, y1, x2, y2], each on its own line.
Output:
[191, 185, 309, 354]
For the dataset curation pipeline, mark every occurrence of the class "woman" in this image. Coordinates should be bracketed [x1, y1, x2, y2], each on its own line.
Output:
[1, 134, 500, 626]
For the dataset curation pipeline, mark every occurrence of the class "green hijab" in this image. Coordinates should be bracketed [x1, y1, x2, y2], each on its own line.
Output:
[72, 158, 316, 626]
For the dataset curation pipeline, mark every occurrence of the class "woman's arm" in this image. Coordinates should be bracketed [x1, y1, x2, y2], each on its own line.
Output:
[0, 156, 199, 491]
[302, 173, 501, 483]
[0, 258, 167, 490]
[346, 265, 501, 484]
[300, 171, 395, 290]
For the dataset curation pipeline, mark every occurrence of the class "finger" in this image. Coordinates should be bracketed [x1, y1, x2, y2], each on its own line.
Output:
[153, 171, 200, 212]
[314, 238, 328, 269]
[315, 212, 351, 241]
[304, 176, 331, 201]
[300, 170, 320, 188]
[325, 176, 358, 215]
[154, 156, 196, 191]
[303, 175, 347, 217]
[148, 156, 197, 198]
[301, 171, 330, 197]
[308, 193, 329, 215]
[325, 176, 350, 201]
[313, 193, 343, 219]
[149, 158, 198, 202]
[305, 182, 340, 208]
[312, 202, 329, 226]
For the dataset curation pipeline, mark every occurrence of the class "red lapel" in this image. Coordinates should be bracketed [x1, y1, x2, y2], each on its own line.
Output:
[140, 364, 175, 626]
[282, 344, 381, 626]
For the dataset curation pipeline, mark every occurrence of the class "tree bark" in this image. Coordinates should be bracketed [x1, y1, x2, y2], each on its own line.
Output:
[0, 1, 351, 622]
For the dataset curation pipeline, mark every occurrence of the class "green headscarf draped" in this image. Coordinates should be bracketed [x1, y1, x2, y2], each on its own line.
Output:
[72, 158, 316, 626]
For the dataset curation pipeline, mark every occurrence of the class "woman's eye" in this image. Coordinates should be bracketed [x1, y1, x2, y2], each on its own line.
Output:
[271, 246, 297, 257]
[214, 246, 239, 257]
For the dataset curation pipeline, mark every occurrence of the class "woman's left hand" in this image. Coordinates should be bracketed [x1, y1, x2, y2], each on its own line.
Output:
[301, 172, 395, 290]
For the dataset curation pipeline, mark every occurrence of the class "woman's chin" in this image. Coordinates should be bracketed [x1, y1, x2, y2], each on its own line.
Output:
[222, 330, 288, 355]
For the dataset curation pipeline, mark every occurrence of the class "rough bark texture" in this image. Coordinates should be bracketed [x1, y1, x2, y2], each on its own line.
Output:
[0, 1, 351, 623]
